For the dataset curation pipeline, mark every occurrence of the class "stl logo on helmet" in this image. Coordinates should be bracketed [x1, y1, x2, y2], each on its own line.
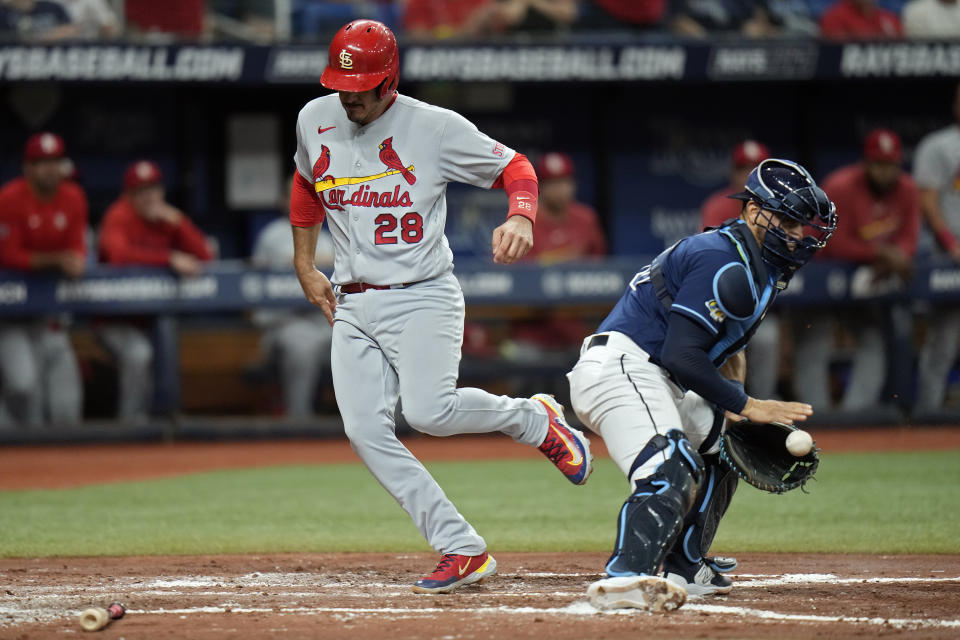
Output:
[339, 49, 353, 70]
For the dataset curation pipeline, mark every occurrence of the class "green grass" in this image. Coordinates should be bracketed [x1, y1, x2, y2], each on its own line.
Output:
[1, 451, 958, 557]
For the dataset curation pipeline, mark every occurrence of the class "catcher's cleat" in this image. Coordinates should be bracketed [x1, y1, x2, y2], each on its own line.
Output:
[533, 393, 593, 485]
[706, 556, 738, 573]
[587, 575, 687, 612]
[663, 555, 733, 597]
[411, 552, 497, 594]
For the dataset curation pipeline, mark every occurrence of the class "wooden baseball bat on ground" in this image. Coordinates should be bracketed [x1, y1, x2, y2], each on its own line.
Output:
[78, 602, 125, 632]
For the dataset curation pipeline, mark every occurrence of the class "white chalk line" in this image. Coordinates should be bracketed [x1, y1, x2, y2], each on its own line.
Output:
[685, 603, 960, 630]
[3, 572, 960, 630]
[120, 603, 960, 630]
[736, 573, 960, 588]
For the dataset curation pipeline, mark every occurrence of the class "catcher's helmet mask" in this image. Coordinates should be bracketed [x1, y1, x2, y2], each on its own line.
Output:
[729, 158, 837, 274]
[321, 19, 399, 99]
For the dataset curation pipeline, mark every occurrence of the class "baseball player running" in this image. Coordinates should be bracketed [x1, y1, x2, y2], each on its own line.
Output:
[291, 19, 592, 594]
[569, 159, 836, 610]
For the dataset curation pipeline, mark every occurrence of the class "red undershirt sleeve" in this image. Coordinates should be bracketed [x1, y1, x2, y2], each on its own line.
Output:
[492, 153, 539, 223]
[290, 171, 325, 228]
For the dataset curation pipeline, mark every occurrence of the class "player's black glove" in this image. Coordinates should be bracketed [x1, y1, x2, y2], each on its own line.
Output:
[718, 421, 819, 494]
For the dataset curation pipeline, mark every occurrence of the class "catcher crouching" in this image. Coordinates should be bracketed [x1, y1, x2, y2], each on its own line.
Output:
[567, 159, 835, 611]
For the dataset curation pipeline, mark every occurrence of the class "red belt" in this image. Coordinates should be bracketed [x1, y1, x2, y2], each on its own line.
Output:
[339, 281, 420, 294]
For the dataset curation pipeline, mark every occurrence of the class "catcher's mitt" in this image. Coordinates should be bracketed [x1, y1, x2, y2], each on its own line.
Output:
[719, 421, 819, 494]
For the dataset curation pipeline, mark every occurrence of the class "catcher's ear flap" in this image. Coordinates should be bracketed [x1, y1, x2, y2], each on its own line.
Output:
[713, 263, 756, 321]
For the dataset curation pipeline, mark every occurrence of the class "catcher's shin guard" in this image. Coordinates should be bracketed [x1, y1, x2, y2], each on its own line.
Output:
[605, 430, 704, 577]
[668, 453, 739, 566]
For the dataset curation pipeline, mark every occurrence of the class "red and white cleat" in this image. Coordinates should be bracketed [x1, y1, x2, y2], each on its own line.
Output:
[411, 552, 498, 594]
[533, 393, 594, 485]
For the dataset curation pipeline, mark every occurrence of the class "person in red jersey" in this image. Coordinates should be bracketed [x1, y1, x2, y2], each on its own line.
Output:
[700, 140, 781, 400]
[793, 129, 920, 413]
[525, 152, 606, 264]
[124, 0, 204, 38]
[0, 132, 87, 426]
[97, 160, 213, 423]
[503, 152, 607, 383]
[819, 0, 902, 38]
[701, 140, 770, 230]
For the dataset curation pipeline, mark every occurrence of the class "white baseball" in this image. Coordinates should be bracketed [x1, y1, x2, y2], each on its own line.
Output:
[785, 429, 813, 456]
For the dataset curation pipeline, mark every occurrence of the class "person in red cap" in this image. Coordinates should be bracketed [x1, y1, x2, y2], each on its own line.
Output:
[291, 19, 595, 594]
[96, 160, 213, 422]
[0, 132, 87, 427]
[793, 129, 920, 414]
[525, 152, 606, 264]
[701, 140, 771, 229]
[699, 140, 781, 401]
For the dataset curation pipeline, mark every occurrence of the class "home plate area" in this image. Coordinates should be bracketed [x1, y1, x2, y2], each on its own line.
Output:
[1, 553, 958, 639]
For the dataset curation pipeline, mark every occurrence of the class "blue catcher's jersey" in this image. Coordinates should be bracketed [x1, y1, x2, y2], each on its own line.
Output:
[597, 220, 783, 368]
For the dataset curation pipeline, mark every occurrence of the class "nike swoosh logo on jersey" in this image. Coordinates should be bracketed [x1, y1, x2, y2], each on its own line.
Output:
[317, 126, 336, 134]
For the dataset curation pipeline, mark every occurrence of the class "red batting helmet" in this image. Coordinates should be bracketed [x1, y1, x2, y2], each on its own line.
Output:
[320, 19, 399, 98]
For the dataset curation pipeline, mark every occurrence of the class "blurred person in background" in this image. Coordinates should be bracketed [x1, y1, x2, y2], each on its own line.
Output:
[669, 0, 818, 38]
[97, 160, 213, 423]
[793, 129, 919, 413]
[577, 0, 667, 30]
[56, 0, 118, 39]
[701, 140, 771, 229]
[903, 0, 960, 37]
[403, 0, 492, 40]
[125, 0, 204, 40]
[913, 84, 960, 415]
[489, 0, 579, 34]
[700, 140, 782, 401]
[208, 0, 275, 42]
[819, 0, 902, 37]
[525, 152, 605, 263]
[250, 179, 335, 418]
[502, 152, 606, 375]
[404, 0, 578, 41]
[0, 0, 78, 41]
[0, 133, 87, 427]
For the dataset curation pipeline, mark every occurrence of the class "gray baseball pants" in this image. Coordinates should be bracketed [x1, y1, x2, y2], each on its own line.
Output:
[97, 324, 153, 423]
[0, 322, 82, 426]
[330, 272, 549, 556]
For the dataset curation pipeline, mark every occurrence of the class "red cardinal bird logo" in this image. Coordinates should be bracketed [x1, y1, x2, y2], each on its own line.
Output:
[378, 137, 416, 185]
[312, 145, 331, 181]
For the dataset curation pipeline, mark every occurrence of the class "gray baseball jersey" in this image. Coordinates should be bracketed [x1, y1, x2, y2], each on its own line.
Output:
[913, 124, 960, 240]
[294, 93, 515, 285]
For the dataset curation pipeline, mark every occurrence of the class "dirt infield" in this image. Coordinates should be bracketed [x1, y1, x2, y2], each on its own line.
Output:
[1, 553, 958, 639]
[2, 427, 959, 638]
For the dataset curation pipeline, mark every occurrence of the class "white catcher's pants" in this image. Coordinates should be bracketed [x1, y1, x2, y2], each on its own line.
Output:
[567, 331, 718, 485]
